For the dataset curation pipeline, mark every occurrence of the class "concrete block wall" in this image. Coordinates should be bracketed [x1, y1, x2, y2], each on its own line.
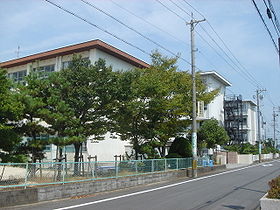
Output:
[0, 169, 187, 207]
[237, 154, 253, 165]
[186, 165, 226, 177]
[227, 152, 238, 164]
[0, 188, 38, 207]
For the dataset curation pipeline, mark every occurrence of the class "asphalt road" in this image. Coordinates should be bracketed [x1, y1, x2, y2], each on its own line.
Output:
[8, 160, 280, 210]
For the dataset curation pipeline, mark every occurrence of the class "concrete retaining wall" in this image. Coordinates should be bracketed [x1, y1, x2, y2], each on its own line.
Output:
[260, 193, 280, 210]
[0, 169, 185, 207]
[227, 152, 238, 164]
[0, 166, 225, 207]
[237, 154, 253, 165]
[186, 165, 226, 177]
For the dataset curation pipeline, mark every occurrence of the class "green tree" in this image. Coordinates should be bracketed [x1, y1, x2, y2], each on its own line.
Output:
[166, 137, 192, 158]
[0, 69, 25, 162]
[46, 56, 117, 165]
[113, 52, 218, 158]
[16, 73, 51, 163]
[198, 118, 230, 149]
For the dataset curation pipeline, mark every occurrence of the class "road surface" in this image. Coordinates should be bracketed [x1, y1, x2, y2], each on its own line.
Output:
[7, 160, 280, 210]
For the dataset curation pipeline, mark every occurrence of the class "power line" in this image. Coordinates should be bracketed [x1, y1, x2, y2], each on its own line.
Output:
[44, 0, 150, 57]
[80, 0, 192, 66]
[155, 0, 185, 22]
[160, 0, 277, 107]
[252, 0, 279, 53]
[262, 0, 280, 36]
[267, 0, 280, 34]
[110, 0, 190, 50]
[182, 0, 271, 89]
[110, 0, 216, 71]
[164, 0, 262, 88]
[175, 0, 263, 88]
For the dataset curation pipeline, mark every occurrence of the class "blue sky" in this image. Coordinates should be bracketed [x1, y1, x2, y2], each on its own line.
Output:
[0, 0, 279, 137]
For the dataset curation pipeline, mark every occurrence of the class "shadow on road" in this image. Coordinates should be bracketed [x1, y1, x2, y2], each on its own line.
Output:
[222, 204, 245, 209]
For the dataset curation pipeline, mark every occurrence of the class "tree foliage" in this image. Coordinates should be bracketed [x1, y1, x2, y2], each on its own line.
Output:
[113, 52, 218, 158]
[198, 118, 230, 149]
[45, 56, 117, 163]
[166, 137, 192, 158]
[0, 69, 26, 162]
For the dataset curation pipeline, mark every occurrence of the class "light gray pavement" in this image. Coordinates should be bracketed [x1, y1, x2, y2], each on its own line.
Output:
[226, 163, 250, 169]
[6, 160, 280, 210]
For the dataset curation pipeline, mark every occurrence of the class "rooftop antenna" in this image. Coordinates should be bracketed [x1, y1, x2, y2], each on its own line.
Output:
[15, 46, 20, 58]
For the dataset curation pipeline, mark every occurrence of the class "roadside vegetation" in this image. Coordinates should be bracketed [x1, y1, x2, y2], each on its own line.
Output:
[0, 52, 218, 163]
[1, 52, 278, 165]
[223, 140, 279, 155]
[267, 175, 280, 199]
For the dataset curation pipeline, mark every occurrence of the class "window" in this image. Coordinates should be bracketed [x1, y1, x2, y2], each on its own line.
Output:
[8, 70, 27, 83]
[62, 57, 90, 70]
[33, 64, 55, 78]
[62, 61, 71, 70]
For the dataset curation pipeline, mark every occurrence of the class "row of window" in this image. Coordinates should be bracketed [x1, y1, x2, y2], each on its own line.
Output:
[7, 58, 90, 83]
[7, 70, 27, 82]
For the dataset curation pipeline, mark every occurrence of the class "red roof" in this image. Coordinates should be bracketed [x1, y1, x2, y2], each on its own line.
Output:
[0, 39, 150, 69]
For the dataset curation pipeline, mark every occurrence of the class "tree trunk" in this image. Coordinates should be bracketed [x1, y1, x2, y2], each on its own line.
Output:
[133, 138, 140, 160]
[56, 147, 63, 181]
[73, 143, 81, 176]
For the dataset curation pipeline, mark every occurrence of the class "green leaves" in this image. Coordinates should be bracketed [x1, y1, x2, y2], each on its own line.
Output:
[198, 118, 230, 149]
[113, 52, 218, 158]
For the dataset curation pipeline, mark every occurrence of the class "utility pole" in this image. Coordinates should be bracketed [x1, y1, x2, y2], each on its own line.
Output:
[186, 14, 205, 178]
[256, 89, 266, 163]
[272, 107, 280, 149]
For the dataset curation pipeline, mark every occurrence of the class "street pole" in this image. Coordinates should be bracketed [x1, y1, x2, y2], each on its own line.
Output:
[256, 89, 266, 163]
[187, 14, 205, 178]
[273, 109, 276, 149]
[272, 107, 280, 149]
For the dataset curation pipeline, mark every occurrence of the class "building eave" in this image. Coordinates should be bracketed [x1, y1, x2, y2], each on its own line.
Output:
[243, 100, 257, 107]
[0, 39, 150, 69]
[199, 71, 232, 87]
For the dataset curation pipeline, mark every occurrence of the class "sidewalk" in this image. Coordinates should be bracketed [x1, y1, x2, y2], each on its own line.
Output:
[226, 163, 250, 169]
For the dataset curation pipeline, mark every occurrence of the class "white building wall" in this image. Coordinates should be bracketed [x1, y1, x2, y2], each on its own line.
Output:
[200, 75, 227, 125]
[242, 101, 257, 145]
[87, 133, 132, 161]
[90, 49, 135, 72]
[5, 49, 135, 75]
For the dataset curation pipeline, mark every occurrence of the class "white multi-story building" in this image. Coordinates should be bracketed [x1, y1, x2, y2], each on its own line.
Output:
[242, 100, 257, 145]
[0, 39, 149, 161]
[199, 71, 232, 125]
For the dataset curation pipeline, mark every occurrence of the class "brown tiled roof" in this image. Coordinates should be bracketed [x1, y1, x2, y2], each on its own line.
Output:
[0, 39, 150, 68]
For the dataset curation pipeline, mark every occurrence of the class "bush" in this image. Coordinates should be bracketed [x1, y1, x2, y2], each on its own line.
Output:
[166, 137, 192, 158]
[267, 175, 280, 199]
[166, 153, 182, 158]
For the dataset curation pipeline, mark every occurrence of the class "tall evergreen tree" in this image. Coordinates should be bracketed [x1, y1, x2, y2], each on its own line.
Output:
[0, 69, 25, 162]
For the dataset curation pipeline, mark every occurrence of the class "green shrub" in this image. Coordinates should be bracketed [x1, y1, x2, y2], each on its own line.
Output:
[166, 137, 192, 158]
[267, 175, 280, 199]
[166, 153, 182, 158]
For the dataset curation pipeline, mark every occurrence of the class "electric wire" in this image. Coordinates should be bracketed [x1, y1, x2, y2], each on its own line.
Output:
[44, 0, 150, 57]
[267, 0, 280, 34]
[181, 0, 268, 89]
[162, 0, 262, 88]
[109, 0, 217, 71]
[161, 0, 277, 107]
[262, 0, 280, 37]
[155, 0, 185, 22]
[252, 0, 279, 53]
[110, 0, 190, 49]
[170, 0, 263, 88]
[182, 0, 278, 109]
[80, 0, 192, 66]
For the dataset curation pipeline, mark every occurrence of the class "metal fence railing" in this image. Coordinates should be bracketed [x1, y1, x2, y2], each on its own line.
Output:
[0, 157, 212, 189]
